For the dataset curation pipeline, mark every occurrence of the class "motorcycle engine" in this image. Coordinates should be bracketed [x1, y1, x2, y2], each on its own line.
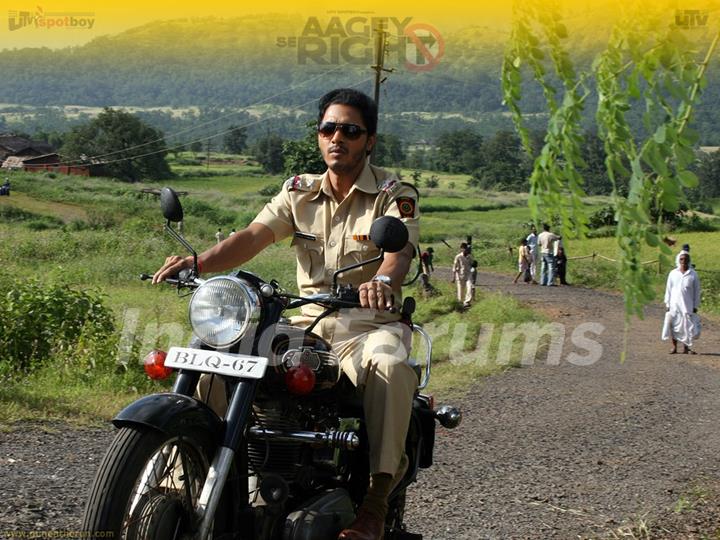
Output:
[248, 405, 303, 482]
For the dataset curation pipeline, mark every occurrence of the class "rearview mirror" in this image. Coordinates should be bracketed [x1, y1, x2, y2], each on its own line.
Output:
[370, 216, 409, 253]
[160, 187, 183, 223]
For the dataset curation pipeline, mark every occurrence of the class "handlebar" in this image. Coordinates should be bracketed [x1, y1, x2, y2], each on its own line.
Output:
[142, 273, 397, 313]
[139, 272, 202, 289]
[285, 290, 397, 313]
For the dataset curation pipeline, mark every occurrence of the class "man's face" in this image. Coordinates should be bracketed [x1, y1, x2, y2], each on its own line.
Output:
[679, 254, 689, 270]
[318, 104, 375, 177]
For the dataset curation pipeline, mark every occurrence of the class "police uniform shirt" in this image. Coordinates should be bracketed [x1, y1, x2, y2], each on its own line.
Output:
[253, 161, 419, 318]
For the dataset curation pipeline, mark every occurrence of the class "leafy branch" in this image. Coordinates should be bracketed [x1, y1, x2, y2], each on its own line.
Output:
[502, 0, 717, 320]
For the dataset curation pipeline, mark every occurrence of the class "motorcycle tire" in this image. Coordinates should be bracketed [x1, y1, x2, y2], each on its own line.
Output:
[82, 425, 235, 540]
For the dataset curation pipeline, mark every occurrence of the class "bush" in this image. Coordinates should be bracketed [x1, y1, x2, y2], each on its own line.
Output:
[182, 198, 236, 227]
[258, 183, 283, 197]
[0, 277, 115, 376]
[676, 214, 717, 233]
[425, 175, 439, 189]
[588, 206, 616, 229]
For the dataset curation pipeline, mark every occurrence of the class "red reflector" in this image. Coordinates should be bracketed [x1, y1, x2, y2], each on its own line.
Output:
[143, 350, 173, 380]
[428, 394, 435, 411]
[285, 364, 316, 395]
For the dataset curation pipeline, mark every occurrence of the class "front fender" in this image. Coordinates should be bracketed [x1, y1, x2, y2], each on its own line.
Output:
[113, 393, 223, 441]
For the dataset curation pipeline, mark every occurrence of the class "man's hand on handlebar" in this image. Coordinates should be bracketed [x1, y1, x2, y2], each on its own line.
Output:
[152, 255, 193, 285]
[357, 280, 394, 311]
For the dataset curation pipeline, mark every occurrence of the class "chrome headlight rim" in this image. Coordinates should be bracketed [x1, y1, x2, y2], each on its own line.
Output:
[188, 275, 262, 348]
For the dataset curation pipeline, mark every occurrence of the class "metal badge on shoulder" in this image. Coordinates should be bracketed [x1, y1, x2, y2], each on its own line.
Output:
[378, 177, 401, 195]
[286, 174, 321, 192]
[286, 175, 303, 192]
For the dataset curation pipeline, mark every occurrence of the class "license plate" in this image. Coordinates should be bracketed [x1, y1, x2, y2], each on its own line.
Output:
[165, 347, 268, 379]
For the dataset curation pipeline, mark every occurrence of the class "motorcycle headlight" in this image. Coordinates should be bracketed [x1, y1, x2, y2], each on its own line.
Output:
[189, 276, 261, 348]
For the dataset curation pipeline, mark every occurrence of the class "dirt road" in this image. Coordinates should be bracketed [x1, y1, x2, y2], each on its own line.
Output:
[1, 270, 719, 539]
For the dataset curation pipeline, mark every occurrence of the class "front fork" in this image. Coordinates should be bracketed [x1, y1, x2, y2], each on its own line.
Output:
[173, 372, 258, 540]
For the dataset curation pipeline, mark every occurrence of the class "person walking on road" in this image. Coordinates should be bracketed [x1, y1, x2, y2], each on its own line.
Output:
[452, 242, 474, 308]
[662, 252, 701, 354]
[513, 238, 533, 284]
[215, 228, 225, 244]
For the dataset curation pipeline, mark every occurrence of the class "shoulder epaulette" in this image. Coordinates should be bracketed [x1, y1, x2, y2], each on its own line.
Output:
[285, 174, 321, 192]
[378, 177, 400, 194]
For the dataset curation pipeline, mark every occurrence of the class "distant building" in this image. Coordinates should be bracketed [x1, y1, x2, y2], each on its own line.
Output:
[0, 135, 54, 161]
[1, 153, 97, 176]
[699, 146, 720, 154]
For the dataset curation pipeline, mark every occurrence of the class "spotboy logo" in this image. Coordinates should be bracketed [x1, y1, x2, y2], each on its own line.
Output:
[8, 6, 96, 31]
[276, 15, 445, 72]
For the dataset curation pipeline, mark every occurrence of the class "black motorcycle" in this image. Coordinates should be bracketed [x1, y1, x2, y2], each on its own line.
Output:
[82, 187, 461, 540]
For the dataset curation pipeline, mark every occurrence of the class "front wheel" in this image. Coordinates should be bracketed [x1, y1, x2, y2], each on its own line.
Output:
[82, 425, 231, 539]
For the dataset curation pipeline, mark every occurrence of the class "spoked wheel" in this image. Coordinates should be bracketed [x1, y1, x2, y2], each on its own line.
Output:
[83, 425, 231, 539]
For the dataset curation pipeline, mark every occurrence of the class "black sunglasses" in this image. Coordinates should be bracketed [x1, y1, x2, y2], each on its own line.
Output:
[317, 121, 368, 140]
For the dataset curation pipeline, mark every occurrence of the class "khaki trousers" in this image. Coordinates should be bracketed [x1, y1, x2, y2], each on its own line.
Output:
[197, 313, 418, 477]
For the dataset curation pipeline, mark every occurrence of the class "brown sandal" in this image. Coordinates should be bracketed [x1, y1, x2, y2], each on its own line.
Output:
[669, 349, 677, 354]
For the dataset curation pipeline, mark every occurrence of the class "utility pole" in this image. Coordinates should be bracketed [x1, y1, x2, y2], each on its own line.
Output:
[370, 20, 393, 163]
[372, 20, 388, 108]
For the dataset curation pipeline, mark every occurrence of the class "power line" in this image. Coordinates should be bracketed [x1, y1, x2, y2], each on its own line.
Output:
[55, 65, 355, 167]
[65, 75, 375, 169]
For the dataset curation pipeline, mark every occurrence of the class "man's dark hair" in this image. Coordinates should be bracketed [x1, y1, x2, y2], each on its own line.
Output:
[460, 242, 468, 249]
[318, 88, 378, 136]
[543, 223, 550, 231]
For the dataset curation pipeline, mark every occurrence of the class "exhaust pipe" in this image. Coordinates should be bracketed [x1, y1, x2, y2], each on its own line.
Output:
[248, 427, 360, 450]
[435, 405, 462, 429]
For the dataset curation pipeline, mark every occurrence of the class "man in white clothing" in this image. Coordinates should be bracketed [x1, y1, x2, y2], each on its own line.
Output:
[452, 243, 474, 308]
[662, 252, 701, 354]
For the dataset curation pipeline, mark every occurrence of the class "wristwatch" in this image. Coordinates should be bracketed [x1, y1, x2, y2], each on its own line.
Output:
[372, 274, 393, 287]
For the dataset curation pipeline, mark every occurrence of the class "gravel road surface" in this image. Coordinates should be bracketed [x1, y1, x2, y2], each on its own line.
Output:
[2, 270, 719, 539]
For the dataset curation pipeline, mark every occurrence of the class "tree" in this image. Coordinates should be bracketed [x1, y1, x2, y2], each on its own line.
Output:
[190, 141, 203, 156]
[474, 130, 525, 190]
[61, 108, 171, 182]
[253, 133, 286, 175]
[695, 150, 720, 199]
[576, 130, 611, 195]
[373, 134, 405, 167]
[502, 0, 714, 317]
[282, 123, 326, 176]
[434, 129, 484, 174]
[223, 125, 247, 154]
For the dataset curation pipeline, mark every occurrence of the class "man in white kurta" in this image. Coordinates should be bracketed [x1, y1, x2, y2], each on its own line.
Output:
[662, 252, 701, 353]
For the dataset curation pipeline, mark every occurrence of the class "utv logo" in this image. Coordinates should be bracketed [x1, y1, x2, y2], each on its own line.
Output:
[675, 9, 709, 28]
[8, 6, 96, 31]
[276, 16, 444, 72]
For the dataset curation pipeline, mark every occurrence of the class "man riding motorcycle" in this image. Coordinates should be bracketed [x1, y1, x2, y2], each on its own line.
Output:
[153, 88, 420, 540]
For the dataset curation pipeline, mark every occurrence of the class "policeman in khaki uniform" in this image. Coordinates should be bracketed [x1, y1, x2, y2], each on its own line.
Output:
[154, 88, 419, 540]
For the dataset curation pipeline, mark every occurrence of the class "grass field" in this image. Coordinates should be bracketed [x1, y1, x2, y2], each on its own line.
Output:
[1, 157, 717, 424]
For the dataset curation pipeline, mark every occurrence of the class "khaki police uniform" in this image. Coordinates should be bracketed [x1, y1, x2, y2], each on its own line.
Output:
[247, 161, 419, 476]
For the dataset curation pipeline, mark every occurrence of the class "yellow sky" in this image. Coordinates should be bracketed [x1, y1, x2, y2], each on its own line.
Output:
[1, 0, 717, 49]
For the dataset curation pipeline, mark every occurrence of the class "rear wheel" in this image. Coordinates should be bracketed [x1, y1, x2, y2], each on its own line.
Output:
[82, 425, 231, 539]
